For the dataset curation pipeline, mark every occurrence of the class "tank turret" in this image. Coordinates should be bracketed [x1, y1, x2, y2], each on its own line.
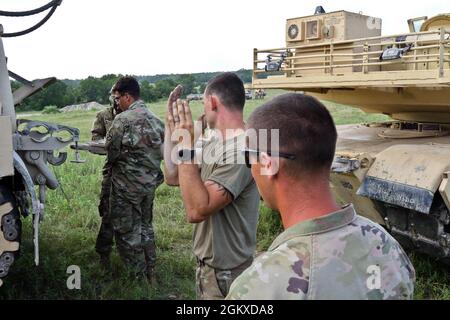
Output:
[252, 8, 450, 263]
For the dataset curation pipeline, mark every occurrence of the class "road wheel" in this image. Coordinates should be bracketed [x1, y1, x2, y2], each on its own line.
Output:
[0, 184, 21, 287]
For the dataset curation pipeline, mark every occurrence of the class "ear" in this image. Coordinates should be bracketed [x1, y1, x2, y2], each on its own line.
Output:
[210, 95, 219, 111]
[259, 152, 280, 178]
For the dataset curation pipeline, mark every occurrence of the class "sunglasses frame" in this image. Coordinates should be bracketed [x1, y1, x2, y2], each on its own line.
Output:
[243, 148, 296, 168]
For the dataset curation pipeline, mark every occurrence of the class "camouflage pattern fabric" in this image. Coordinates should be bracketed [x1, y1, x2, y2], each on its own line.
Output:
[109, 186, 156, 275]
[196, 258, 253, 300]
[92, 106, 117, 256]
[106, 100, 164, 194]
[94, 163, 114, 255]
[91, 106, 116, 141]
[226, 204, 416, 300]
[142, 194, 157, 270]
[105, 100, 164, 275]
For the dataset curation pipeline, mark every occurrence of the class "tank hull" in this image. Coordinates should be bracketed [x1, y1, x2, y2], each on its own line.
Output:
[311, 87, 450, 123]
[332, 124, 450, 262]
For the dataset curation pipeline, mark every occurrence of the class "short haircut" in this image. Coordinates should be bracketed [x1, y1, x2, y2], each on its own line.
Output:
[205, 72, 245, 112]
[113, 76, 140, 100]
[247, 93, 337, 177]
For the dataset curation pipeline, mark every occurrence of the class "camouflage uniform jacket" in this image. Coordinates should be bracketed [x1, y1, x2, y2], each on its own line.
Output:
[91, 106, 117, 141]
[105, 100, 164, 196]
[226, 204, 416, 300]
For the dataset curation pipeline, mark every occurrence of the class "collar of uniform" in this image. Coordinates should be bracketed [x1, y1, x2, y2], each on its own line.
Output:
[268, 204, 357, 251]
[109, 106, 117, 117]
[128, 99, 145, 111]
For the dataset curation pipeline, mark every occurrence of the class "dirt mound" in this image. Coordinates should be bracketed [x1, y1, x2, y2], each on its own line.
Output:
[61, 101, 105, 113]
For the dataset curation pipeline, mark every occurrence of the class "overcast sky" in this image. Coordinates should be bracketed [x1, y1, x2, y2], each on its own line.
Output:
[1, 0, 449, 80]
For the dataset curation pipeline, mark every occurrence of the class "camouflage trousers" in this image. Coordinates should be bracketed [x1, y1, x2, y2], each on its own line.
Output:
[109, 183, 157, 276]
[195, 257, 253, 300]
[95, 169, 114, 256]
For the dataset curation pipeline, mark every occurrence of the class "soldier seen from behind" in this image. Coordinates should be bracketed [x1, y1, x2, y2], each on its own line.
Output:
[226, 93, 415, 300]
[105, 76, 164, 283]
[92, 86, 122, 269]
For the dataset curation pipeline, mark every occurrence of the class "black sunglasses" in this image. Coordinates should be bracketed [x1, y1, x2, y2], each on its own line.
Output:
[113, 92, 130, 102]
[243, 148, 296, 168]
[113, 94, 123, 102]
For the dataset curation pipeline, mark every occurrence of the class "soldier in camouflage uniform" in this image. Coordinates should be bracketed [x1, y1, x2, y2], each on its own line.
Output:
[106, 76, 164, 281]
[226, 93, 415, 300]
[92, 87, 122, 267]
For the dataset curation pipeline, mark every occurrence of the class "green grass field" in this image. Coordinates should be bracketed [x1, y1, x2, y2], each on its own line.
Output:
[1, 90, 449, 300]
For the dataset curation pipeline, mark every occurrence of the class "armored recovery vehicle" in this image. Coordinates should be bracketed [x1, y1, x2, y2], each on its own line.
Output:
[0, 0, 79, 286]
[251, 7, 450, 263]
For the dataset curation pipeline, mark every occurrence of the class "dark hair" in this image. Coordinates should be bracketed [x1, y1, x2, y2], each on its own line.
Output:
[247, 93, 337, 177]
[113, 76, 140, 100]
[205, 72, 245, 112]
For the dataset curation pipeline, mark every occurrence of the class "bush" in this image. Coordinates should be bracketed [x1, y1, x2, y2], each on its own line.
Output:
[42, 106, 61, 114]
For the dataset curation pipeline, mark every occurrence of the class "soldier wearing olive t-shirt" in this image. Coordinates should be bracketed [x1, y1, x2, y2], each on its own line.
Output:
[163, 73, 260, 299]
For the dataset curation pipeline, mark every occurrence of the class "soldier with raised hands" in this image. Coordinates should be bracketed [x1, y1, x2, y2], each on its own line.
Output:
[163, 73, 260, 299]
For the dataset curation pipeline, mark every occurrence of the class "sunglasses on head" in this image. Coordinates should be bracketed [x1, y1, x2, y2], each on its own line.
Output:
[242, 148, 296, 168]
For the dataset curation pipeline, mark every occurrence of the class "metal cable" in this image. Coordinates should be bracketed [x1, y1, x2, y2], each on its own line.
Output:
[0, 0, 62, 17]
[0, 1, 62, 38]
[52, 167, 71, 205]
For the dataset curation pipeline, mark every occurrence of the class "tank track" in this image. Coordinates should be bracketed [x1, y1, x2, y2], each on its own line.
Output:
[0, 189, 21, 287]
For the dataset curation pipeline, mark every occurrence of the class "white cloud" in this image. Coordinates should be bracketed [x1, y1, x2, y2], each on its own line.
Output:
[1, 0, 449, 79]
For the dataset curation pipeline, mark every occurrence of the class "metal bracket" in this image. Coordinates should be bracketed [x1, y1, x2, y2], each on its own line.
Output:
[47, 150, 67, 166]
[70, 141, 86, 163]
[331, 156, 361, 173]
[13, 151, 43, 266]
[439, 172, 450, 212]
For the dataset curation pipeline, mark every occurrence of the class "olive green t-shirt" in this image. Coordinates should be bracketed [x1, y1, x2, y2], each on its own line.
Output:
[193, 133, 260, 270]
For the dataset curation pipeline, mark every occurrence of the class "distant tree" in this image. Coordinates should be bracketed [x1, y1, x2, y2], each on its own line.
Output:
[235, 69, 252, 83]
[177, 74, 196, 97]
[10, 80, 20, 91]
[140, 80, 158, 102]
[79, 76, 112, 104]
[14, 70, 252, 111]
[101, 74, 121, 90]
[153, 78, 176, 99]
[18, 80, 73, 111]
[198, 82, 207, 94]
[64, 86, 81, 105]
[136, 69, 252, 89]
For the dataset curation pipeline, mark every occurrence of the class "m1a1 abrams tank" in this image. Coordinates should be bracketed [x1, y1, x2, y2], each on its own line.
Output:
[251, 7, 450, 263]
[0, 0, 80, 286]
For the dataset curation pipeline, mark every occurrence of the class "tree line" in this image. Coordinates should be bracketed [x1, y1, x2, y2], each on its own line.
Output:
[14, 69, 252, 111]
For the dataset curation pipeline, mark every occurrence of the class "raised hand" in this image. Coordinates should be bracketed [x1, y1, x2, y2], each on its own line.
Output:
[166, 85, 183, 132]
[173, 99, 195, 148]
